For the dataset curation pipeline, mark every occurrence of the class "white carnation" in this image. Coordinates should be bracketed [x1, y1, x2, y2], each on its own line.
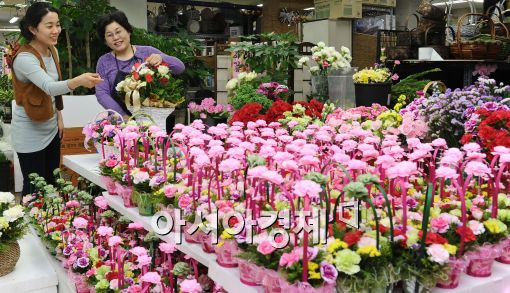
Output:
[317, 41, 326, 48]
[3, 205, 24, 222]
[310, 66, 320, 73]
[226, 79, 238, 91]
[298, 56, 309, 66]
[0, 192, 14, 204]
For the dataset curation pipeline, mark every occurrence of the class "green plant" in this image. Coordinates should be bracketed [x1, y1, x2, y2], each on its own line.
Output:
[0, 75, 14, 106]
[230, 83, 272, 112]
[226, 32, 299, 84]
[131, 29, 211, 88]
[390, 68, 441, 106]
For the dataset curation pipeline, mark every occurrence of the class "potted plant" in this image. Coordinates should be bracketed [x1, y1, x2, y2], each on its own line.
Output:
[0, 192, 27, 276]
[0, 75, 14, 123]
[352, 56, 399, 107]
[0, 152, 10, 192]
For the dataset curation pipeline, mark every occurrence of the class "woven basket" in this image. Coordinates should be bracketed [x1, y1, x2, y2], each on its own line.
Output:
[0, 241, 20, 277]
[451, 13, 500, 59]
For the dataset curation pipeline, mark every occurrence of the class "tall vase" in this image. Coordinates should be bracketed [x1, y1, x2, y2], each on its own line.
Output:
[311, 75, 329, 103]
[328, 68, 356, 110]
[354, 82, 392, 107]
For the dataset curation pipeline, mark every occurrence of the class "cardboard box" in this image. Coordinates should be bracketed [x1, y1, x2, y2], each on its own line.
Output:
[314, 0, 363, 19]
[373, 0, 396, 7]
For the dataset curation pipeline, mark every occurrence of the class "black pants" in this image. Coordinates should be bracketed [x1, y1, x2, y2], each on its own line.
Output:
[17, 133, 60, 196]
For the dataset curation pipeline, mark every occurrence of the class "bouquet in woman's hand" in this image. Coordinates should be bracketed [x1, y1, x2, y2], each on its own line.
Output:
[116, 61, 185, 111]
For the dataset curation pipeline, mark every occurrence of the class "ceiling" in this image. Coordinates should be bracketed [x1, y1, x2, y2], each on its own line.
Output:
[0, 0, 26, 30]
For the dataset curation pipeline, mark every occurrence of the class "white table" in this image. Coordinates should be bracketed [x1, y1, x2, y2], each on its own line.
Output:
[63, 154, 262, 293]
[0, 231, 58, 293]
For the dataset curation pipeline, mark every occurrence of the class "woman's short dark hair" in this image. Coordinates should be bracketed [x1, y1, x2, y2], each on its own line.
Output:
[19, 2, 59, 40]
[96, 10, 133, 40]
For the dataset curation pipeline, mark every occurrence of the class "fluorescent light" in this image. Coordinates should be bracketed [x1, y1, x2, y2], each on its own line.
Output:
[257, 3, 263, 7]
[0, 28, 20, 32]
[9, 16, 19, 24]
[434, 0, 483, 5]
[304, 7, 315, 11]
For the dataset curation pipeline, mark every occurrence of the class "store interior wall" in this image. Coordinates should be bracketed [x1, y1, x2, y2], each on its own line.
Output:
[109, 0, 148, 29]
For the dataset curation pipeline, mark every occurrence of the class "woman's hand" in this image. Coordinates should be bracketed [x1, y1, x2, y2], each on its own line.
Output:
[68, 73, 103, 90]
[146, 54, 163, 67]
[57, 111, 64, 140]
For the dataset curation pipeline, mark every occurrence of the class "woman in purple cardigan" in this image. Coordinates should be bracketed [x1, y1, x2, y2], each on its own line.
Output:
[95, 11, 185, 116]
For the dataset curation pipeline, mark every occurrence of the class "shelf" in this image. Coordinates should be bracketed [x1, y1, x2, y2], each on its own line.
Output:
[62, 154, 262, 293]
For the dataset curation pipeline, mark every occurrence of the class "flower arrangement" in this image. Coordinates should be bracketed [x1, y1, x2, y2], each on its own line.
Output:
[0, 192, 27, 252]
[188, 98, 234, 120]
[298, 42, 352, 76]
[82, 111, 123, 149]
[353, 60, 399, 84]
[116, 61, 185, 111]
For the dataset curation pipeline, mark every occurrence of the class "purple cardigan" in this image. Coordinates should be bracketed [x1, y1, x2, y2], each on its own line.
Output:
[95, 45, 185, 115]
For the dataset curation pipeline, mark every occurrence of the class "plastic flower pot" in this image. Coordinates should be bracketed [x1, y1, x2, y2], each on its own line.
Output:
[466, 244, 500, 277]
[199, 231, 215, 254]
[67, 270, 89, 292]
[137, 197, 155, 217]
[262, 269, 285, 293]
[214, 239, 239, 267]
[100, 176, 117, 195]
[183, 222, 201, 244]
[436, 257, 467, 289]
[496, 237, 510, 264]
[115, 182, 134, 208]
[237, 259, 264, 286]
[354, 82, 391, 107]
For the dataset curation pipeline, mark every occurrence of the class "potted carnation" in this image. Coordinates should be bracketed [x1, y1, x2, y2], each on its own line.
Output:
[352, 58, 400, 107]
[188, 98, 233, 126]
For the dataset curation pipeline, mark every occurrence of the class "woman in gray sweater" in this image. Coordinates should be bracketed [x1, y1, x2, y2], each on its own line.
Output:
[12, 2, 102, 195]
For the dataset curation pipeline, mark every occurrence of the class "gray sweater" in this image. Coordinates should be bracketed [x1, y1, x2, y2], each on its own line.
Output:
[12, 52, 71, 153]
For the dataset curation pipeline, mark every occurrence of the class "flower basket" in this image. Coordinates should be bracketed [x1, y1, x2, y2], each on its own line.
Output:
[183, 222, 201, 244]
[198, 231, 215, 254]
[450, 13, 500, 60]
[262, 269, 285, 293]
[496, 237, 510, 264]
[237, 259, 264, 286]
[465, 244, 501, 277]
[214, 239, 239, 267]
[354, 82, 391, 107]
[436, 257, 467, 289]
[100, 176, 117, 195]
[0, 241, 20, 277]
[115, 182, 135, 208]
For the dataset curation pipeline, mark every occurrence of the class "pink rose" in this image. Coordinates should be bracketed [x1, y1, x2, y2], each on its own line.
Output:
[257, 241, 276, 255]
[105, 159, 118, 168]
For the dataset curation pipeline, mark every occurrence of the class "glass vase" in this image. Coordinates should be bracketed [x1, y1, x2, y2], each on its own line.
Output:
[311, 75, 329, 103]
[327, 67, 356, 110]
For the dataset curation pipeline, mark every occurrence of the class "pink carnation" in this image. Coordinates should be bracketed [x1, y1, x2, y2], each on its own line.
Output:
[97, 226, 114, 237]
[180, 279, 202, 293]
[140, 272, 161, 284]
[257, 241, 276, 255]
[130, 246, 148, 256]
[279, 250, 301, 268]
[72, 217, 88, 229]
[108, 236, 122, 247]
[293, 180, 322, 200]
[66, 200, 80, 209]
[94, 196, 108, 210]
[159, 242, 176, 254]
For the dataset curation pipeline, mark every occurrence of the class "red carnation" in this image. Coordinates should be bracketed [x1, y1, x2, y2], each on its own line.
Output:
[265, 100, 292, 123]
[455, 226, 476, 242]
[105, 271, 119, 281]
[229, 102, 265, 125]
[461, 133, 473, 145]
[133, 71, 139, 80]
[343, 230, 363, 247]
[418, 231, 448, 245]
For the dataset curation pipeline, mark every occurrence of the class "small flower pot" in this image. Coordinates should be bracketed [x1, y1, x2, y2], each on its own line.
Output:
[238, 259, 264, 286]
[436, 257, 466, 289]
[262, 269, 285, 293]
[199, 232, 215, 254]
[137, 199, 155, 217]
[214, 239, 239, 267]
[466, 244, 500, 277]
[183, 223, 201, 244]
[496, 238, 510, 264]
[354, 82, 391, 107]
[115, 182, 134, 208]
[100, 176, 117, 195]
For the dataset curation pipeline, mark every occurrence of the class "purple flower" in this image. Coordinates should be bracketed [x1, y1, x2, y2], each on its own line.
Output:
[307, 247, 319, 260]
[63, 245, 73, 256]
[320, 261, 338, 284]
[76, 257, 90, 268]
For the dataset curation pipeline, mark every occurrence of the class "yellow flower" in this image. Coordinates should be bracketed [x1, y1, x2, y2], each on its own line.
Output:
[443, 243, 457, 255]
[484, 219, 507, 234]
[328, 239, 348, 253]
[308, 261, 319, 272]
[221, 228, 235, 239]
[309, 271, 321, 280]
[356, 245, 381, 257]
[0, 217, 8, 230]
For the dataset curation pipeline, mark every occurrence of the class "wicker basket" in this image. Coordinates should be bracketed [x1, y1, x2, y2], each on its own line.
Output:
[450, 13, 501, 59]
[0, 241, 20, 277]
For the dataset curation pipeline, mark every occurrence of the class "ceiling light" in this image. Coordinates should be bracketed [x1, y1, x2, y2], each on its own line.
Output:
[9, 16, 19, 24]
[257, 4, 263, 7]
[304, 7, 315, 11]
[434, 0, 483, 5]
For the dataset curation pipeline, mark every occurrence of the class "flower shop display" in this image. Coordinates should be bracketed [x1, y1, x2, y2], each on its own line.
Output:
[353, 60, 399, 107]
[188, 98, 234, 126]
[0, 192, 27, 277]
[82, 110, 124, 159]
[298, 41, 353, 103]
